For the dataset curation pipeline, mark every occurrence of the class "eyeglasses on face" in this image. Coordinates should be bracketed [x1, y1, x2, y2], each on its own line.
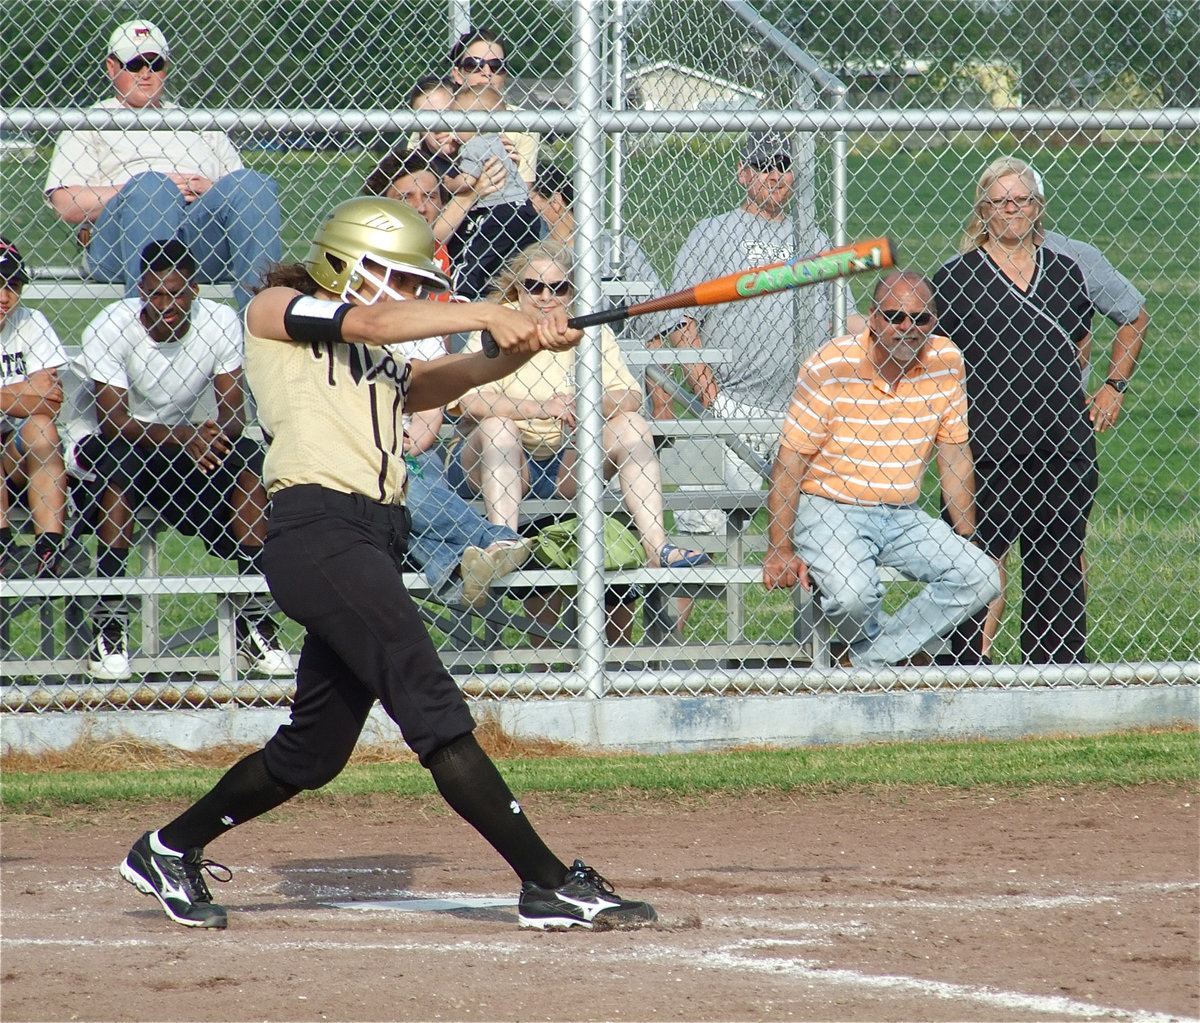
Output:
[981, 194, 1038, 210]
[521, 277, 572, 297]
[457, 56, 507, 74]
[121, 55, 167, 73]
[876, 308, 934, 327]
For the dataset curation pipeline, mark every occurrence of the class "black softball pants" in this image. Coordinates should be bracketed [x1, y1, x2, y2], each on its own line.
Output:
[260, 485, 477, 787]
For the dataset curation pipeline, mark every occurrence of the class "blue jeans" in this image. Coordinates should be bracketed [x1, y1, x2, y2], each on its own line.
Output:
[445, 437, 565, 501]
[86, 169, 282, 310]
[793, 495, 1000, 667]
[405, 451, 519, 596]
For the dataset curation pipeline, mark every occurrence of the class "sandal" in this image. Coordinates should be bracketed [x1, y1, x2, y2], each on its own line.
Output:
[658, 543, 712, 568]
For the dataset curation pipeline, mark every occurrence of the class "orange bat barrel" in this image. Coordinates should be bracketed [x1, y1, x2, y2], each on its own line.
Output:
[566, 236, 896, 330]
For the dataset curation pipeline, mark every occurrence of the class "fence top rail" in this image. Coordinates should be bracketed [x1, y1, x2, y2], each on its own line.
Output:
[1, 564, 764, 601]
[4, 107, 1197, 135]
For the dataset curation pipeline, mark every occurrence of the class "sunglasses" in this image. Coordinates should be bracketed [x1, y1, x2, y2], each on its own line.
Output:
[121, 55, 166, 73]
[521, 278, 572, 297]
[877, 308, 935, 327]
[457, 56, 507, 74]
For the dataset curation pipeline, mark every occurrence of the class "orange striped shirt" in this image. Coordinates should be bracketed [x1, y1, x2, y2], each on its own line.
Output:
[778, 331, 969, 505]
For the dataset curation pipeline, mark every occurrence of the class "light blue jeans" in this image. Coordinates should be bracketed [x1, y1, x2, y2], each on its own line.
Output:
[793, 494, 1000, 667]
[86, 169, 282, 310]
[405, 450, 519, 598]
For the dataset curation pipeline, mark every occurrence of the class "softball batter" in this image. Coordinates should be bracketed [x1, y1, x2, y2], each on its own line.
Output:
[118, 196, 657, 932]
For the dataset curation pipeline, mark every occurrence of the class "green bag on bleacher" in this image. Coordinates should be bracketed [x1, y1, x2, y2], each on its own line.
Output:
[534, 517, 645, 571]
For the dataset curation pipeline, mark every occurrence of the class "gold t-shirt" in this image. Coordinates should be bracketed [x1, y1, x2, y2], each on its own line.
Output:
[453, 321, 639, 459]
[244, 310, 412, 505]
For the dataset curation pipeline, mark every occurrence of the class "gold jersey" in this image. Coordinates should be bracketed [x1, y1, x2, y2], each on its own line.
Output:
[244, 321, 411, 505]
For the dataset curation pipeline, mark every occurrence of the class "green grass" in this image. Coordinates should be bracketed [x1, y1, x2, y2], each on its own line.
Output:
[4, 136, 1197, 664]
[2, 729, 1196, 811]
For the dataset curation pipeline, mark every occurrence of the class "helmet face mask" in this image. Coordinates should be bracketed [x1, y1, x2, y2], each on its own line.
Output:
[348, 254, 436, 305]
[305, 197, 450, 303]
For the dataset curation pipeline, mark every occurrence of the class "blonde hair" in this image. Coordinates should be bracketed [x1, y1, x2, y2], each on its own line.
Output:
[959, 156, 1046, 252]
[488, 239, 577, 304]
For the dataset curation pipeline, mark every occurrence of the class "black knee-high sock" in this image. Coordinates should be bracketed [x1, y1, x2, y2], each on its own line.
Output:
[96, 544, 131, 579]
[427, 733, 568, 889]
[158, 749, 300, 851]
[235, 543, 264, 575]
[95, 545, 132, 617]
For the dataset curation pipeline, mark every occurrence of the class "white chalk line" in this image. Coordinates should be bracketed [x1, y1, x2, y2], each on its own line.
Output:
[7, 860, 1192, 910]
[324, 896, 517, 913]
[779, 879, 1199, 915]
[5, 873, 1196, 1022]
[701, 942, 1198, 1023]
[7, 933, 1193, 1023]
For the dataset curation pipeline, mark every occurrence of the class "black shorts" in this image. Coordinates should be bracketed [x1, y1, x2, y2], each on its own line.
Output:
[76, 433, 264, 558]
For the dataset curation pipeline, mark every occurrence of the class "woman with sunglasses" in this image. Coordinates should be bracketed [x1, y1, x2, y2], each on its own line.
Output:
[448, 27, 539, 187]
[448, 241, 710, 573]
[932, 157, 1097, 665]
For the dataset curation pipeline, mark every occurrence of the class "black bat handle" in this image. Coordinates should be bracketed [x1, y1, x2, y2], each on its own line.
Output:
[566, 305, 631, 329]
[484, 304, 629, 354]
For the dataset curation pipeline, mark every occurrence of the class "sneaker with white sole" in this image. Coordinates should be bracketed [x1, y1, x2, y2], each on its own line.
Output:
[119, 831, 230, 928]
[235, 615, 294, 676]
[517, 859, 657, 930]
[88, 613, 131, 680]
[460, 536, 536, 609]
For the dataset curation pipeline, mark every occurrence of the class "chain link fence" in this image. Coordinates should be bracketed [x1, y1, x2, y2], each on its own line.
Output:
[3, 1, 1197, 716]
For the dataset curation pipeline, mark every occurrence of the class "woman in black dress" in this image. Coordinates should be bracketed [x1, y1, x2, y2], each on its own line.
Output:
[932, 158, 1096, 664]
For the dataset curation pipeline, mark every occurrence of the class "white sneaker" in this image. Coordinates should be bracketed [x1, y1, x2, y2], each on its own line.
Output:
[235, 617, 294, 677]
[88, 620, 132, 681]
[460, 537, 536, 609]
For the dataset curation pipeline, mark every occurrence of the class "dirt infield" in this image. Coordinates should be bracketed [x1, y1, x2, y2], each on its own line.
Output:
[2, 785, 1197, 1023]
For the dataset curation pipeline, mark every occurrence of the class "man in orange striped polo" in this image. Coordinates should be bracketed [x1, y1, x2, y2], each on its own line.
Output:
[763, 269, 1000, 668]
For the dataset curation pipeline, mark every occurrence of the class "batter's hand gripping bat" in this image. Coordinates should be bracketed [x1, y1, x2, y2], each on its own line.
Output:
[481, 236, 896, 356]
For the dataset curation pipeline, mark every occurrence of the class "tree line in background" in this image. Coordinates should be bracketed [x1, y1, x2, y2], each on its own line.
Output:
[2, 0, 1195, 113]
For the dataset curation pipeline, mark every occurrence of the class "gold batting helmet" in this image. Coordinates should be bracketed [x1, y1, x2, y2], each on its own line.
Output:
[304, 196, 451, 302]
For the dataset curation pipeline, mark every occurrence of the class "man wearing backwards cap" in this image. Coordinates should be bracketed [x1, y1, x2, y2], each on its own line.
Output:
[43, 20, 281, 310]
[0, 238, 70, 578]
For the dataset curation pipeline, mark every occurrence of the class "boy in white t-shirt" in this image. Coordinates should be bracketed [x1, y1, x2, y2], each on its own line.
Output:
[71, 239, 290, 681]
[0, 238, 70, 577]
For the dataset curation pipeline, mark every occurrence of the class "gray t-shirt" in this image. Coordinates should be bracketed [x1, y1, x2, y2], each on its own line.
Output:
[456, 134, 530, 210]
[670, 207, 833, 414]
[1042, 230, 1144, 327]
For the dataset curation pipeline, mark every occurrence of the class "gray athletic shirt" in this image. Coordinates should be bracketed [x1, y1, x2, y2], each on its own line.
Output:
[1042, 230, 1144, 326]
[670, 207, 833, 414]
[457, 134, 531, 210]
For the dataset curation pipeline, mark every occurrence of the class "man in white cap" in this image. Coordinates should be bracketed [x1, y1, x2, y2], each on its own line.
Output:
[44, 20, 281, 310]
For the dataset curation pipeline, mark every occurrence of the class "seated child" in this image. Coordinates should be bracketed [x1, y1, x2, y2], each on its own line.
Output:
[448, 85, 543, 300]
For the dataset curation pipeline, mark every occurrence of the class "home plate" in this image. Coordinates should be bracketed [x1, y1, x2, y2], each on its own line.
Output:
[324, 897, 517, 913]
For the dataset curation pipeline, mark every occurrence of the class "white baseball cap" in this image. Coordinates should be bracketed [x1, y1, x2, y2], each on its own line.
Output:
[108, 20, 170, 63]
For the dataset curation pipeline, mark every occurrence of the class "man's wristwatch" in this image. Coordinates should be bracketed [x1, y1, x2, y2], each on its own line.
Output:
[1104, 378, 1130, 393]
